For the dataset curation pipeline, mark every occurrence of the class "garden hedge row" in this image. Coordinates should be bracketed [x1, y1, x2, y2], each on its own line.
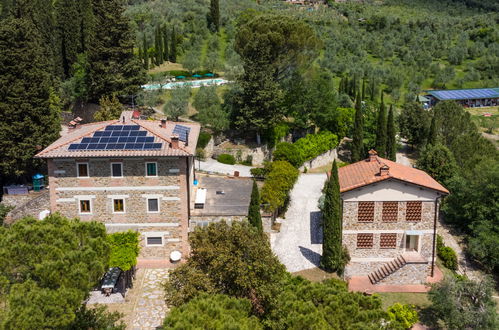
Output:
[260, 161, 299, 213]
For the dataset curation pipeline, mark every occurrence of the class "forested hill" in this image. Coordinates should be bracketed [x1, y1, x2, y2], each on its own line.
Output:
[127, 0, 498, 102]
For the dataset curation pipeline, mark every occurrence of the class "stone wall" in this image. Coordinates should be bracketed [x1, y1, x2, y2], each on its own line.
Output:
[48, 157, 189, 260]
[1, 193, 35, 209]
[212, 142, 270, 166]
[299, 149, 338, 171]
[2, 191, 50, 224]
[345, 261, 429, 285]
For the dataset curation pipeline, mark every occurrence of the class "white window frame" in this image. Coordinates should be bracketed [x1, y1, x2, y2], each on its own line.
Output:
[146, 197, 160, 213]
[112, 198, 126, 214]
[145, 162, 158, 177]
[110, 162, 123, 178]
[76, 162, 89, 178]
[145, 233, 165, 247]
[78, 199, 92, 215]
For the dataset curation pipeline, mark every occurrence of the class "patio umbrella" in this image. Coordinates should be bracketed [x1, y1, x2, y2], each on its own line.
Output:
[192, 74, 202, 78]
[204, 73, 214, 77]
[176, 76, 185, 79]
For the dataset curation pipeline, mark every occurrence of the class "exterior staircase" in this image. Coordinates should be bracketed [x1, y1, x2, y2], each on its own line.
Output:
[368, 255, 407, 284]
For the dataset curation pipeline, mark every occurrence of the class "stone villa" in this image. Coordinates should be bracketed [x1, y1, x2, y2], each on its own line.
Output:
[339, 150, 449, 285]
[36, 113, 200, 261]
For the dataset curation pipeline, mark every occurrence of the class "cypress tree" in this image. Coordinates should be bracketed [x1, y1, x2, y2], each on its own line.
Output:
[370, 80, 375, 101]
[208, 0, 220, 32]
[361, 78, 366, 101]
[78, 0, 95, 53]
[375, 91, 387, 157]
[87, 0, 146, 101]
[351, 90, 364, 162]
[0, 18, 61, 180]
[155, 25, 163, 65]
[338, 76, 344, 94]
[162, 25, 169, 62]
[427, 112, 437, 146]
[320, 160, 345, 274]
[142, 33, 149, 70]
[386, 104, 397, 161]
[170, 26, 177, 63]
[248, 180, 263, 232]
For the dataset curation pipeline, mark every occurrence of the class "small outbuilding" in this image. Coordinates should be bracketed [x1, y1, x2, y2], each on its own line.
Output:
[425, 87, 499, 108]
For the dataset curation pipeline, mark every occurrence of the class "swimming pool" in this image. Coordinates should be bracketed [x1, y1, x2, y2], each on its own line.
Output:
[142, 78, 229, 90]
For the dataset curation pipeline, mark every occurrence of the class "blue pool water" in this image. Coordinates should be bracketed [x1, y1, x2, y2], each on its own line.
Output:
[142, 78, 229, 90]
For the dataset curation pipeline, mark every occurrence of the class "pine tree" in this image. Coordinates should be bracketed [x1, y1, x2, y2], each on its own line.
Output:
[169, 26, 177, 63]
[208, 0, 220, 32]
[386, 104, 397, 161]
[248, 180, 263, 232]
[93, 94, 123, 121]
[351, 91, 364, 162]
[320, 160, 346, 274]
[87, 0, 146, 102]
[55, 0, 80, 77]
[375, 91, 387, 157]
[162, 25, 169, 62]
[0, 18, 61, 180]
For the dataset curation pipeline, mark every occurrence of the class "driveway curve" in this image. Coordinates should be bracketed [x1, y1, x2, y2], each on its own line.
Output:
[271, 173, 327, 272]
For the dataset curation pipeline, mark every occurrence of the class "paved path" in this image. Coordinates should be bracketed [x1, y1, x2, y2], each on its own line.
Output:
[196, 157, 254, 177]
[396, 140, 414, 167]
[271, 173, 327, 272]
[130, 269, 169, 329]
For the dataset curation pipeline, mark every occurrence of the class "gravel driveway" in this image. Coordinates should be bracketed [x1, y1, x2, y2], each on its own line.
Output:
[196, 158, 254, 177]
[271, 173, 327, 272]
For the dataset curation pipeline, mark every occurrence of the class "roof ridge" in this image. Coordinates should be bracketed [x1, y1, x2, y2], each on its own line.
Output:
[132, 119, 190, 155]
[36, 119, 120, 157]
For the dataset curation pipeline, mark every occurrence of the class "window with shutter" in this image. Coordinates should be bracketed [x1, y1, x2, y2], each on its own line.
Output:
[380, 233, 397, 248]
[357, 233, 374, 248]
[382, 202, 398, 222]
[406, 202, 422, 222]
[357, 202, 375, 222]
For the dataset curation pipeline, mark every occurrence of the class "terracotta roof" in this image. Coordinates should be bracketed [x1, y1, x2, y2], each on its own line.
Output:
[35, 118, 200, 159]
[338, 151, 449, 194]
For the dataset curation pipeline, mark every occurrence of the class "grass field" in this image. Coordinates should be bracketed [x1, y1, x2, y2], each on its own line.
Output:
[376, 292, 431, 310]
[467, 106, 498, 135]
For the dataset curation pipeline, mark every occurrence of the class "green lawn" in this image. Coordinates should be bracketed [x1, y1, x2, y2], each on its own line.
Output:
[376, 292, 431, 310]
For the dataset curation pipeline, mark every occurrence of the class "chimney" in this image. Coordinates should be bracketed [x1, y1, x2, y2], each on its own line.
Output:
[171, 134, 179, 149]
[122, 116, 125, 123]
[380, 164, 390, 176]
[161, 119, 167, 129]
[368, 149, 377, 162]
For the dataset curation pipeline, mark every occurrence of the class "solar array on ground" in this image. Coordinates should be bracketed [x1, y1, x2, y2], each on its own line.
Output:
[68, 125, 162, 151]
[427, 88, 499, 100]
[172, 124, 191, 142]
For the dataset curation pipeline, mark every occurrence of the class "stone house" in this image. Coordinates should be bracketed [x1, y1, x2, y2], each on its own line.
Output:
[35, 114, 200, 261]
[339, 150, 449, 285]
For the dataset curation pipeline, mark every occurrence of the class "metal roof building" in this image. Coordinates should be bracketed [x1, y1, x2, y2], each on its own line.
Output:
[424, 87, 499, 108]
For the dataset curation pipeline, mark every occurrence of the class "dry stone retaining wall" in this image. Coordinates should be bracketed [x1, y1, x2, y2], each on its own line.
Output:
[299, 149, 338, 171]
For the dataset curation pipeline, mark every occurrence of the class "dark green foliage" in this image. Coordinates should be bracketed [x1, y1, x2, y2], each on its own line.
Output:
[107, 231, 140, 271]
[386, 105, 397, 161]
[196, 131, 212, 149]
[398, 102, 430, 148]
[273, 142, 304, 168]
[375, 91, 387, 157]
[164, 293, 262, 329]
[260, 161, 299, 213]
[162, 25, 169, 62]
[250, 167, 270, 180]
[0, 214, 110, 328]
[154, 25, 163, 65]
[217, 154, 236, 165]
[429, 276, 498, 330]
[87, 0, 146, 102]
[320, 161, 349, 274]
[164, 221, 286, 315]
[416, 143, 457, 185]
[55, 0, 83, 77]
[351, 92, 364, 162]
[266, 276, 389, 329]
[163, 86, 191, 121]
[248, 180, 262, 232]
[438, 246, 458, 271]
[142, 33, 149, 70]
[207, 0, 220, 32]
[169, 26, 177, 62]
[68, 305, 125, 330]
[0, 17, 61, 179]
[61, 53, 90, 103]
[193, 86, 229, 134]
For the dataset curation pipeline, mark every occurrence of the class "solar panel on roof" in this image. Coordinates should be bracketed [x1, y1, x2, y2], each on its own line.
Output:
[428, 88, 499, 100]
[172, 124, 191, 142]
[68, 144, 78, 150]
[81, 137, 92, 143]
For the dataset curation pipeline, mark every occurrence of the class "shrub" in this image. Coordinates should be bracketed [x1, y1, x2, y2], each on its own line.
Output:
[439, 246, 458, 270]
[294, 131, 338, 161]
[217, 154, 235, 165]
[107, 231, 140, 271]
[387, 303, 419, 329]
[260, 161, 299, 213]
[241, 155, 253, 166]
[196, 131, 212, 149]
[250, 167, 269, 179]
[273, 142, 304, 168]
[195, 147, 205, 161]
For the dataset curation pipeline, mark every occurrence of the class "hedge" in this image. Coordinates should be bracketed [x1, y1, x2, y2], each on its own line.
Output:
[436, 234, 458, 271]
[260, 161, 299, 213]
[107, 231, 140, 271]
[197, 131, 212, 149]
[273, 131, 339, 168]
[217, 154, 236, 165]
[294, 131, 339, 161]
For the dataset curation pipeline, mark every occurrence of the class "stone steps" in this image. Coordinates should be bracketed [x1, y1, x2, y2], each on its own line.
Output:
[368, 255, 407, 285]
